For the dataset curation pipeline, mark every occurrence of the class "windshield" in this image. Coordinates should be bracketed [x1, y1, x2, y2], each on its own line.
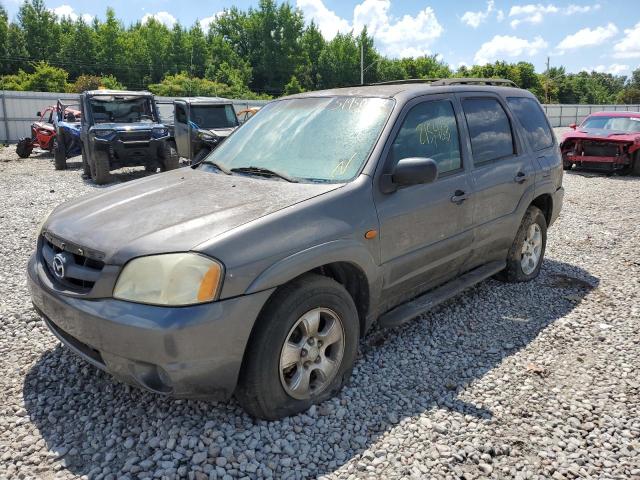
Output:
[191, 105, 238, 129]
[581, 115, 640, 132]
[202, 96, 394, 182]
[156, 102, 174, 124]
[89, 96, 157, 124]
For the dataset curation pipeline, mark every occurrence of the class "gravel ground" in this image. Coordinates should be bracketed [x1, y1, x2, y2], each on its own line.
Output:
[0, 134, 639, 480]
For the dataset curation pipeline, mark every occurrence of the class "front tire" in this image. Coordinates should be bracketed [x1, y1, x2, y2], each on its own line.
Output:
[89, 150, 112, 185]
[16, 138, 32, 158]
[53, 137, 66, 170]
[160, 141, 179, 171]
[496, 205, 547, 282]
[236, 274, 359, 420]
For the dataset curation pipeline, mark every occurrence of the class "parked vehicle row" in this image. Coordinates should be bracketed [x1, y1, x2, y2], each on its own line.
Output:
[29, 78, 565, 419]
[18, 91, 261, 184]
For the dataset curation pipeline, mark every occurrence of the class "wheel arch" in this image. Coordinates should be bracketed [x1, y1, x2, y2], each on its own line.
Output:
[245, 240, 382, 336]
[531, 193, 552, 226]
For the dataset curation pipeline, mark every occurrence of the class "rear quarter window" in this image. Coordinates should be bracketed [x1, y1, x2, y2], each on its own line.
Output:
[462, 97, 515, 166]
[506, 97, 554, 151]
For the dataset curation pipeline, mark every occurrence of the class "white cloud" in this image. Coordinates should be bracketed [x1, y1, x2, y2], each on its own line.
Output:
[199, 11, 225, 32]
[141, 11, 177, 28]
[508, 4, 558, 28]
[613, 21, 640, 59]
[296, 0, 351, 39]
[508, 3, 599, 29]
[474, 35, 548, 65]
[460, 0, 494, 29]
[565, 4, 601, 15]
[496, 10, 505, 22]
[50, 5, 93, 23]
[581, 63, 629, 75]
[556, 23, 618, 51]
[297, 0, 443, 58]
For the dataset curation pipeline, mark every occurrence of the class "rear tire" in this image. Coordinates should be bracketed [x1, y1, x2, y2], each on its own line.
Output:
[89, 150, 112, 185]
[16, 138, 32, 158]
[496, 205, 547, 283]
[160, 141, 179, 171]
[236, 274, 359, 420]
[562, 161, 572, 171]
[53, 137, 66, 170]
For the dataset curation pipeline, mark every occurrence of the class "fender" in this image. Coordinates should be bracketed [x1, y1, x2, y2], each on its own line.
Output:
[245, 239, 383, 323]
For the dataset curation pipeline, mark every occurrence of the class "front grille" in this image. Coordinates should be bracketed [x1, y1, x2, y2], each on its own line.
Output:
[118, 130, 151, 142]
[582, 141, 619, 157]
[40, 234, 104, 293]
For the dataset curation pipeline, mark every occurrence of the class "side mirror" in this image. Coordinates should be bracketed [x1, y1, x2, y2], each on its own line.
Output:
[392, 157, 438, 186]
[569, 123, 577, 130]
[36, 111, 41, 117]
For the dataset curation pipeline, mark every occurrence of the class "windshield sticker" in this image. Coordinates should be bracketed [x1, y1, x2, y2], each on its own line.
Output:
[416, 120, 452, 146]
[331, 152, 358, 178]
[328, 97, 368, 112]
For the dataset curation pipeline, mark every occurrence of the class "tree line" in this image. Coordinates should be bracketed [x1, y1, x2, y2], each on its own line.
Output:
[1, 0, 640, 103]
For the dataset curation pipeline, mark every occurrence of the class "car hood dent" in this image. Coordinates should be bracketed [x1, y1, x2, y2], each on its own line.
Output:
[45, 169, 341, 264]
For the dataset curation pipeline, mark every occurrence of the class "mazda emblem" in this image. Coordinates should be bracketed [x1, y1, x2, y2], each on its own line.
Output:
[52, 254, 65, 279]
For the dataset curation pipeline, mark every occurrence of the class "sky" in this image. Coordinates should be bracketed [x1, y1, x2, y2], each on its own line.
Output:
[4, 0, 640, 76]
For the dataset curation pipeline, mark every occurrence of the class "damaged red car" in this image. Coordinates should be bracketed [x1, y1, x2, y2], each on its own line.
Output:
[560, 111, 640, 175]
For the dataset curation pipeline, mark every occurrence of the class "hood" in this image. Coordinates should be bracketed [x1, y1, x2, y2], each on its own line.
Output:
[45, 168, 341, 264]
[562, 128, 640, 143]
[201, 127, 236, 138]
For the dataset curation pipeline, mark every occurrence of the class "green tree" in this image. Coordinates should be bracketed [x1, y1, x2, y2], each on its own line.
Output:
[23, 61, 68, 91]
[96, 8, 125, 79]
[318, 32, 360, 88]
[168, 23, 190, 75]
[17, 0, 59, 63]
[0, 5, 8, 74]
[283, 75, 303, 95]
[58, 18, 97, 78]
[296, 22, 325, 90]
[187, 22, 208, 77]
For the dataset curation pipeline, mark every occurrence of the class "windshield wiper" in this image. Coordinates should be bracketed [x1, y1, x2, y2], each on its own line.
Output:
[200, 159, 231, 174]
[230, 166, 297, 183]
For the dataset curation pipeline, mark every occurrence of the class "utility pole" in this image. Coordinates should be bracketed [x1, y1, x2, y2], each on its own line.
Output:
[546, 56, 550, 74]
[360, 41, 364, 85]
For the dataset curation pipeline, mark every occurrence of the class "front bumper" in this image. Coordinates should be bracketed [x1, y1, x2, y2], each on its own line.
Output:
[28, 254, 274, 400]
[94, 136, 166, 166]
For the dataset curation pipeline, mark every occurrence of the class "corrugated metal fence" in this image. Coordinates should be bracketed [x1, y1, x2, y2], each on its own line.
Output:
[542, 104, 640, 128]
[2, 89, 640, 142]
[0, 90, 269, 143]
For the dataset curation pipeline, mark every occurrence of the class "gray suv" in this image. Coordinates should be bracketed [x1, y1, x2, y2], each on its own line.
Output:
[28, 79, 564, 419]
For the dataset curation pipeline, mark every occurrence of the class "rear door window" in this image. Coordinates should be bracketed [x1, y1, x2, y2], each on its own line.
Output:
[462, 97, 515, 166]
[390, 99, 462, 175]
[507, 97, 554, 151]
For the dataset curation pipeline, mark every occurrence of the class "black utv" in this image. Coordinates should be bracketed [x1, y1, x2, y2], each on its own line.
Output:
[79, 90, 179, 184]
[172, 97, 239, 163]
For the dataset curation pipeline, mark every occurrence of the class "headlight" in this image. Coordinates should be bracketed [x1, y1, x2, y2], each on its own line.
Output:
[197, 130, 216, 140]
[113, 253, 223, 306]
[152, 127, 169, 138]
[93, 129, 116, 139]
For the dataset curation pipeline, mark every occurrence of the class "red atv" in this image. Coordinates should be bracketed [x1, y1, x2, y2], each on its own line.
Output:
[16, 105, 81, 158]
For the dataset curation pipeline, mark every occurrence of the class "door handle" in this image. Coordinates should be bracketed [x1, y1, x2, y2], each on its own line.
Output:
[514, 171, 529, 183]
[450, 190, 469, 204]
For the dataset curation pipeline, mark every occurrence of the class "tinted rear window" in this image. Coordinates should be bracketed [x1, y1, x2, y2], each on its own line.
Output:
[507, 97, 554, 151]
[462, 98, 514, 165]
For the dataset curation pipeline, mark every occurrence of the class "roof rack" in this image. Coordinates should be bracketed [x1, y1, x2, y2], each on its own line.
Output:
[370, 77, 519, 88]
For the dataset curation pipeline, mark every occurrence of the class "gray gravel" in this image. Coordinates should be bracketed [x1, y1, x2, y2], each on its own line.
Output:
[1, 135, 639, 479]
